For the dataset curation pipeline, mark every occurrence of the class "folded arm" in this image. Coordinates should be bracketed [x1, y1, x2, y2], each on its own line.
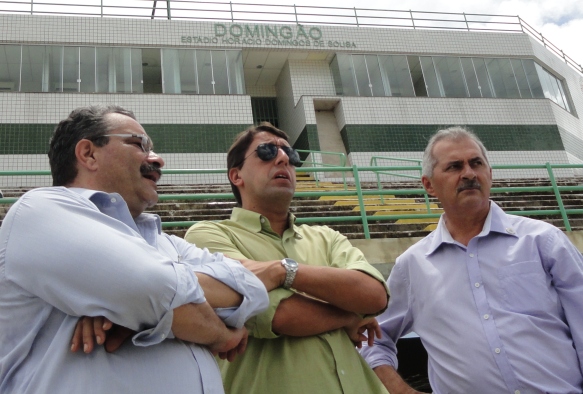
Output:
[272, 293, 380, 346]
[373, 365, 422, 394]
[185, 221, 388, 340]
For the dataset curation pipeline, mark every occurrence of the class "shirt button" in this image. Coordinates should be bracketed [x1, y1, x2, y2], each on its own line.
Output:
[260, 218, 265, 223]
[469, 253, 474, 257]
[110, 197, 117, 203]
[474, 283, 480, 288]
[483, 314, 489, 320]
[494, 348, 501, 354]
[514, 391, 520, 394]
[340, 370, 345, 375]
[161, 334, 166, 339]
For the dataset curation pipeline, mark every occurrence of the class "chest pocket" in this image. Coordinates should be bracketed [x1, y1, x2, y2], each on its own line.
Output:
[498, 261, 555, 314]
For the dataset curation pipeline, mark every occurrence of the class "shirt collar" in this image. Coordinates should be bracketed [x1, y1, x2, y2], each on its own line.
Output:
[68, 187, 162, 233]
[426, 201, 517, 255]
[230, 207, 301, 238]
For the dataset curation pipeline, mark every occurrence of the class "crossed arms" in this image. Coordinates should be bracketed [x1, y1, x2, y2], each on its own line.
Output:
[184, 220, 390, 344]
[4, 188, 267, 357]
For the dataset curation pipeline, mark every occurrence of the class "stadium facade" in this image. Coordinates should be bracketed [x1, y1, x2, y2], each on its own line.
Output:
[0, 2, 582, 186]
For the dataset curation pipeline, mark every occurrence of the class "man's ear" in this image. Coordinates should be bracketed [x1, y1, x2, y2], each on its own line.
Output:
[421, 175, 436, 197]
[228, 167, 243, 187]
[74, 139, 99, 172]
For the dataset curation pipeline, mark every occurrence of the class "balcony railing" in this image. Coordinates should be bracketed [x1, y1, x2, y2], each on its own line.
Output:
[0, 0, 580, 74]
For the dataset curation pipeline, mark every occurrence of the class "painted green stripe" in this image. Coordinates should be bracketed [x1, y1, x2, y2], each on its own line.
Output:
[340, 124, 564, 153]
[0, 123, 565, 155]
[0, 124, 251, 154]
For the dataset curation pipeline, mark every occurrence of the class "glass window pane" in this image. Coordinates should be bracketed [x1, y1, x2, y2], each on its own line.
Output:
[487, 58, 520, 98]
[114, 48, 132, 93]
[196, 50, 214, 94]
[96, 47, 113, 93]
[212, 51, 229, 95]
[330, 55, 342, 95]
[330, 53, 357, 96]
[131, 48, 143, 93]
[226, 50, 244, 94]
[21, 46, 61, 92]
[485, 58, 505, 98]
[407, 56, 427, 97]
[554, 78, 571, 112]
[95, 47, 135, 93]
[434, 57, 467, 97]
[378, 55, 415, 97]
[535, 63, 560, 105]
[49, 47, 63, 92]
[420, 57, 441, 97]
[522, 59, 544, 98]
[141, 48, 162, 94]
[472, 58, 493, 98]
[170, 49, 196, 94]
[510, 59, 531, 98]
[80, 47, 96, 93]
[378, 55, 392, 95]
[352, 55, 372, 96]
[63, 47, 79, 92]
[0, 45, 21, 91]
[548, 74, 567, 110]
[460, 58, 481, 97]
[365, 55, 384, 97]
[162, 48, 181, 93]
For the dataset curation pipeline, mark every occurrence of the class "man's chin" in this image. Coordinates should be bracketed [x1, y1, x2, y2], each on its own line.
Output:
[144, 191, 159, 208]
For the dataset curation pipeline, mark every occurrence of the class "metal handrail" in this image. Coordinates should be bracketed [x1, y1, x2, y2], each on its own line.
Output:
[0, 1, 579, 74]
[2, 162, 583, 239]
[369, 156, 431, 210]
[297, 149, 347, 190]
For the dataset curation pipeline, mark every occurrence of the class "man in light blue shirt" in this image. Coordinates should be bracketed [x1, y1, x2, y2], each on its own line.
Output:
[361, 127, 583, 393]
[0, 105, 269, 393]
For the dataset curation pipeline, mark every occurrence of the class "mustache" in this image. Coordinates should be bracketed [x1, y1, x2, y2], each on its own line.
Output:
[140, 163, 162, 179]
[457, 179, 481, 193]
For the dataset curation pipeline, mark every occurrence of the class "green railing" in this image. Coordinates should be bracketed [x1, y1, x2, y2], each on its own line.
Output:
[1, 162, 583, 239]
[297, 149, 348, 190]
[369, 156, 431, 211]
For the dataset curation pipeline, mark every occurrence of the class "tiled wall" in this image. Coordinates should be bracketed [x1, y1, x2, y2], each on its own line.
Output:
[0, 92, 253, 186]
[1, 14, 537, 57]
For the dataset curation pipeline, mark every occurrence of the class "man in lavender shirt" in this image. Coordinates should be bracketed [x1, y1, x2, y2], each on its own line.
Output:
[361, 126, 583, 393]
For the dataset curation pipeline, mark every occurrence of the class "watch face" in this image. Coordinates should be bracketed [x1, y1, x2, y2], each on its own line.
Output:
[284, 258, 298, 268]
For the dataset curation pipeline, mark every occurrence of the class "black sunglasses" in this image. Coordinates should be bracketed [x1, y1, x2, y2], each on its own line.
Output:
[243, 143, 302, 167]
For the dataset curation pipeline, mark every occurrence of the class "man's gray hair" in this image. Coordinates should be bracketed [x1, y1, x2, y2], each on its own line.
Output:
[422, 126, 489, 178]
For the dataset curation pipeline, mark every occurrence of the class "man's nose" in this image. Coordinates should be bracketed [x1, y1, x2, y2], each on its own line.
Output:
[274, 147, 290, 165]
[461, 164, 476, 179]
[147, 150, 165, 168]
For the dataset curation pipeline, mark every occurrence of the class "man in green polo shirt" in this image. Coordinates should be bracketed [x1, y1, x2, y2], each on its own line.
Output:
[184, 123, 390, 394]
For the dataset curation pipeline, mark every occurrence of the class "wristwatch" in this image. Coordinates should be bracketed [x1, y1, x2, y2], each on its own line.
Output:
[281, 258, 299, 289]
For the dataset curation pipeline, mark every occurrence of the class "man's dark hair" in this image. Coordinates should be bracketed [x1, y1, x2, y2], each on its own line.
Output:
[48, 105, 136, 186]
[227, 122, 290, 206]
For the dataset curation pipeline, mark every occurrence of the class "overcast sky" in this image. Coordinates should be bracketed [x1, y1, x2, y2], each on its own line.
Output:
[201, 0, 583, 69]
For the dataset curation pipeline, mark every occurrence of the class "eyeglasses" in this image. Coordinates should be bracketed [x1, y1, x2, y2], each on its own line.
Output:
[105, 133, 153, 153]
[243, 143, 301, 167]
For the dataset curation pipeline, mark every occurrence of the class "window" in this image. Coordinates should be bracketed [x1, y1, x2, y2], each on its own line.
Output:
[0, 45, 21, 91]
[420, 57, 442, 97]
[434, 57, 467, 98]
[378, 55, 415, 97]
[21, 46, 62, 92]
